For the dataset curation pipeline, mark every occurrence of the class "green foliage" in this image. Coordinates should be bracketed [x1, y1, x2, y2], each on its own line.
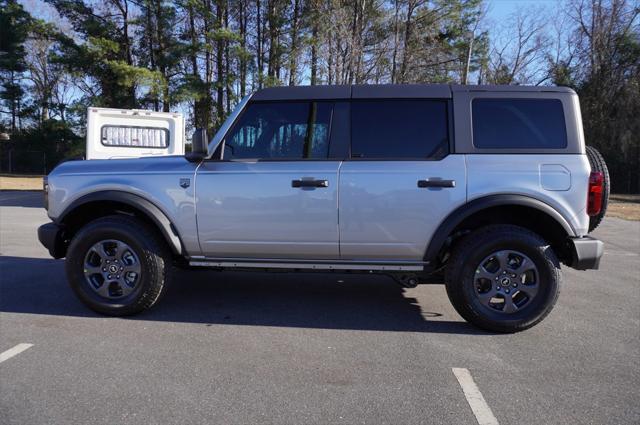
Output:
[0, 0, 30, 73]
[107, 61, 165, 95]
[0, 0, 32, 132]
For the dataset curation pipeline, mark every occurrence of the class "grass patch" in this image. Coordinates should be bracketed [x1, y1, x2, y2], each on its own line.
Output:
[607, 197, 640, 221]
[610, 194, 640, 204]
[0, 176, 43, 191]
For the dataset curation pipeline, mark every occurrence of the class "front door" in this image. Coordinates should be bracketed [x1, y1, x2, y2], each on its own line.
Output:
[195, 101, 340, 259]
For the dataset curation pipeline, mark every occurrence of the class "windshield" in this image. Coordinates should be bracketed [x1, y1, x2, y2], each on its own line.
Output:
[207, 94, 252, 156]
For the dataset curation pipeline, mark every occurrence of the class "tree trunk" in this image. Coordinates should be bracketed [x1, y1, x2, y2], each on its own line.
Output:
[391, 0, 400, 83]
[399, 1, 415, 84]
[145, 2, 159, 111]
[266, 0, 277, 80]
[203, 0, 213, 130]
[119, 0, 136, 107]
[224, 0, 231, 113]
[188, 2, 205, 129]
[216, 0, 225, 125]
[288, 0, 300, 86]
[239, 0, 247, 97]
[310, 1, 318, 85]
[256, 0, 263, 87]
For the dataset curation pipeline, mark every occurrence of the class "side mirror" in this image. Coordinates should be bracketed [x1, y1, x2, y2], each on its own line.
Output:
[187, 128, 208, 162]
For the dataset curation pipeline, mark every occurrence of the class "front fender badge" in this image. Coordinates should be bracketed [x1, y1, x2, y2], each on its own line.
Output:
[180, 178, 190, 189]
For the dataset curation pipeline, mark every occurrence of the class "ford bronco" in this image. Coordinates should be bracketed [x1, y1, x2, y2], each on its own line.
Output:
[38, 84, 608, 333]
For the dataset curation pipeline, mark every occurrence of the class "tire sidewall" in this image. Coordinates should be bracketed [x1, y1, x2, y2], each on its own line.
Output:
[454, 232, 560, 329]
[66, 220, 161, 314]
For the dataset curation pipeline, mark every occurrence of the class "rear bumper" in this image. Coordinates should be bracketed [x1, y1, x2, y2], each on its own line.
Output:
[38, 222, 66, 259]
[566, 236, 604, 270]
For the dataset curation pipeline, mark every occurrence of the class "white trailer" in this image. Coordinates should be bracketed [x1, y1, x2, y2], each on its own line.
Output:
[86, 107, 185, 160]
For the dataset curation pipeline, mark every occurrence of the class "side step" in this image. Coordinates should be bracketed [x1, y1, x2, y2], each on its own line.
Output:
[188, 258, 426, 272]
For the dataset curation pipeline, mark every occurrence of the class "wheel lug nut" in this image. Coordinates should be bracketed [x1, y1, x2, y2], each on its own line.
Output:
[102, 268, 107, 272]
[107, 275, 112, 279]
[505, 289, 510, 294]
[512, 283, 517, 287]
[120, 267, 124, 271]
[116, 275, 120, 279]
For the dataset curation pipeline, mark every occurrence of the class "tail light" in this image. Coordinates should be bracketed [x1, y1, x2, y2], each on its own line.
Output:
[587, 171, 604, 216]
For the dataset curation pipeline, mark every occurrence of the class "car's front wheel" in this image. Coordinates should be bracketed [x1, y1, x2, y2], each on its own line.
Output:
[65, 215, 171, 316]
[445, 225, 561, 333]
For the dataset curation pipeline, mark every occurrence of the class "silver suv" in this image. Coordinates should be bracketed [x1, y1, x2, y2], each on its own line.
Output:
[38, 84, 608, 333]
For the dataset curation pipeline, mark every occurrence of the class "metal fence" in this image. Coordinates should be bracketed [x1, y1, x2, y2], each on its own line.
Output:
[0, 150, 48, 175]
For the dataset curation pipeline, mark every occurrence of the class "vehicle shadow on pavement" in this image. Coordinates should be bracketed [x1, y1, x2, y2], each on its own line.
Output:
[0, 256, 490, 335]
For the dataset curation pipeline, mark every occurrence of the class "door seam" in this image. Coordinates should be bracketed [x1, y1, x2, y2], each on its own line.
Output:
[337, 160, 343, 258]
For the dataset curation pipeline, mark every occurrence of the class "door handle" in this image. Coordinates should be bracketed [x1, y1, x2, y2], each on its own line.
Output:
[292, 179, 329, 188]
[417, 179, 456, 188]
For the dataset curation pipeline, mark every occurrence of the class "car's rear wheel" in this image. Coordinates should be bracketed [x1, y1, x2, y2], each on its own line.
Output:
[66, 215, 171, 316]
[445, 225, 561, 333]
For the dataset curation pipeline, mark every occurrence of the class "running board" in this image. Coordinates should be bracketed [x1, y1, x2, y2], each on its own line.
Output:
[188, 258, 426, 271]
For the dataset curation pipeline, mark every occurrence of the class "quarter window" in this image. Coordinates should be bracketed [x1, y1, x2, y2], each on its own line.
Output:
[350, 100, 449, 159]
[472, 98, 567, 149]
[224, 102, 332, 160]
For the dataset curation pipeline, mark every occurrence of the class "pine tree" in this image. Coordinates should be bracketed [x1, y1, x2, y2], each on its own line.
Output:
[0, 0, 31, 133]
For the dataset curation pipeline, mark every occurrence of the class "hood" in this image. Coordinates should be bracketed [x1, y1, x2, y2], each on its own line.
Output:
[49, 155, 194, 177]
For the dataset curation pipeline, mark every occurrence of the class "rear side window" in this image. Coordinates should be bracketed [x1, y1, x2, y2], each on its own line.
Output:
[224, 101, 332, 159]
[351, 100, 449, 159]
[472, 99, 567, 149]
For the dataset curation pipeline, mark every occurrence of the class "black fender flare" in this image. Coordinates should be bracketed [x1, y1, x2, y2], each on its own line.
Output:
[424, 194, 575, 262]
[56, 190, 183, 255]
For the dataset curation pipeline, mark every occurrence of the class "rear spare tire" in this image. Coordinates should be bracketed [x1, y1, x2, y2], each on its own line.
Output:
[586, 146, 610, 232]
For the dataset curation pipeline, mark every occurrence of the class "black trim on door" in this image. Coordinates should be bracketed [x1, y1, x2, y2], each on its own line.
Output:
[328, 101, 350, 159]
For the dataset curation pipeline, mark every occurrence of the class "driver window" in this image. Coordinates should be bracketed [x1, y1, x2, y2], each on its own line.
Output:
[224, 101, 332, 160]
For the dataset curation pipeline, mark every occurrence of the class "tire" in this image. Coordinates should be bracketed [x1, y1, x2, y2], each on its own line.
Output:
[586, 145, 610, 232]
[445, 225, 561, 333]
[65, 215, 171, 316]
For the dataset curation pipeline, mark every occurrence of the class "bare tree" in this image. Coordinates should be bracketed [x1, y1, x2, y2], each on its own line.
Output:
[25, 33, 59, 123]
[486, 7, 551, 84]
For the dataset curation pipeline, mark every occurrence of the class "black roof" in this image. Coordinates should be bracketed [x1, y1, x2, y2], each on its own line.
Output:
[251, 84, 575, 101]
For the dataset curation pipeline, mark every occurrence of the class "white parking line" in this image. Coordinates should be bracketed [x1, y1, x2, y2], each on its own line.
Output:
[0, 343, 34, 364]
[452, 367, 499, 425]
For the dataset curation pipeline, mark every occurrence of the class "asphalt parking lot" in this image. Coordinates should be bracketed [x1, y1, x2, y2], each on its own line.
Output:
[1, 191, 638, 425]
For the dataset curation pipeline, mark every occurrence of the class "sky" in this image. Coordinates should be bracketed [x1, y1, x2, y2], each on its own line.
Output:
[21, 0, 565, 26]
[486, 0, 562, 22]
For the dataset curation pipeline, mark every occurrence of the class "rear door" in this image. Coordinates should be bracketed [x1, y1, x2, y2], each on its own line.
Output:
[195, 101, 342, 259]
[338, 98, 467, 261]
